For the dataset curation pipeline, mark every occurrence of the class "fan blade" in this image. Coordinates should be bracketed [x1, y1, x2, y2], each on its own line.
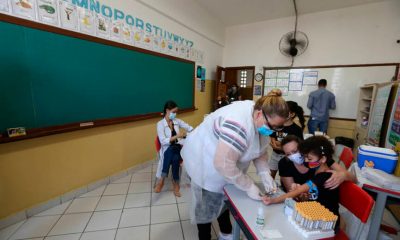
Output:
[281, 48, 292, 57]
[296, 39, 308, 49]
[285, 33, 294, 45]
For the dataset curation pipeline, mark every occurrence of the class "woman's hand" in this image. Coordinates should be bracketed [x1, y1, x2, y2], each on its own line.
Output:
[262, 196, 276, 205]
[324, 170, 346, 189]
[177, 131, 186, 138]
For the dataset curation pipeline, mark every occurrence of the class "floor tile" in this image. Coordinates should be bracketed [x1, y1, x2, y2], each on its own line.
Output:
[158, 181, 173, 192]
[80, 229, 116, 240]
[131, 173, 152, 182]
[176, 186, 192, 203]
[150, 222, 183, 240]
[178, 203, 190, 221]
[65, 197, 100, 214]
[115, 225, 149, 240]
[85, 210, 122, 232]
[79, 186, 106, 198]
[44, 233, 81, 240]
[124, 193, 151, 208]
[0, 220, 25, 240]
[36, 201, 72, 217]
[128, 182, 152, 194]
[96, 195, 126, 211]
[137, 166, 152, 173]
[9, 216, 59, 240]
[181, 220, 198, 240]
[182, 220, 217, 240]
[119, 207, 150, 228]
[103, 183, 130, 196]
[151, 191, 176, 206]
[150, 204, 179, 224]
[111, 175, 132, 184]
[48, 213, 91, 236]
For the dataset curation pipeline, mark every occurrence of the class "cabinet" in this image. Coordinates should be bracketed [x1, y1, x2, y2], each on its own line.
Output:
[353, 84, 378, 156]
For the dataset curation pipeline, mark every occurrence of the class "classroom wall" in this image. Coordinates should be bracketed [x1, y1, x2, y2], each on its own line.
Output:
[223, 0, 400, 67]
[0, 80, 214, 219]
[99, 0, 224, 79]
[0, 0, 223, 220]
[225, 0, 399, 138]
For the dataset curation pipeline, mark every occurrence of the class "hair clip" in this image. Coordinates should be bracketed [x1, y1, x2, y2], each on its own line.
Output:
[320, 146, 325, 155]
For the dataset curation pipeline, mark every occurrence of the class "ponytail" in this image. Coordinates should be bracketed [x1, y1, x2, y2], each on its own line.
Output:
[287, 101, 305, 130]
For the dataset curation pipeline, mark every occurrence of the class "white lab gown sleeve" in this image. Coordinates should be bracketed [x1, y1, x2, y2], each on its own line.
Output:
[175, 119, 194, 133]
[213, 141, 254, 191]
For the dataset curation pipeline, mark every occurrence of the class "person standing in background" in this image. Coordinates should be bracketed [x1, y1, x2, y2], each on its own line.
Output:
[307, 79, 336, 134]
[226, 84, 241, 103]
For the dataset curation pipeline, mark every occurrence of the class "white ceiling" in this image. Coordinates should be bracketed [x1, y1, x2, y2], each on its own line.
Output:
[194, 0, 388, 26]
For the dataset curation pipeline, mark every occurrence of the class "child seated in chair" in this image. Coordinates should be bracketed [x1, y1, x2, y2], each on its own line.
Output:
[262, 136, 341, 232]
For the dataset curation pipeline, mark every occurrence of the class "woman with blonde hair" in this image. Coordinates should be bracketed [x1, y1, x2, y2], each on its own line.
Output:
[181, 89, 289, 240]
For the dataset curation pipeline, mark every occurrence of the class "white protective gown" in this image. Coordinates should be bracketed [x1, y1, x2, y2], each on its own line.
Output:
[181, 100, 271, 223]
[156, 118, 193, 179]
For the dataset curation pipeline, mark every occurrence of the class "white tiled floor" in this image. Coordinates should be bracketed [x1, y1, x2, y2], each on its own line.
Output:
[1, 163, 225, 240]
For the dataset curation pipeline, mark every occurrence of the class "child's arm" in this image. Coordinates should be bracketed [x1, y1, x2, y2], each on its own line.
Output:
[262, 184, 310, 205]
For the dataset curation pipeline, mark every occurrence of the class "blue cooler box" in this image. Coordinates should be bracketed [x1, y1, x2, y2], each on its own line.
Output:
[357, 145, 398, 174]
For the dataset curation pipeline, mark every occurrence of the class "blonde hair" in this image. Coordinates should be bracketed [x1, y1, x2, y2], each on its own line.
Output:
[254, 89, 289, 118]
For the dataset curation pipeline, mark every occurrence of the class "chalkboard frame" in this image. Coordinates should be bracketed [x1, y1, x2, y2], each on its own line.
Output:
[0, 13, 196, 144]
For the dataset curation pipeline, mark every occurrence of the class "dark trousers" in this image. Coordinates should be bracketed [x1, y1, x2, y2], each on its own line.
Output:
[308, 118, 328, 134]
[161, 145, 181, 182]
[197, 209, 232, 240]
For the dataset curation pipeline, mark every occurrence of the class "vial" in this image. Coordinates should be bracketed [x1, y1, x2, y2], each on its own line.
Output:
[256, 206, 265, 229]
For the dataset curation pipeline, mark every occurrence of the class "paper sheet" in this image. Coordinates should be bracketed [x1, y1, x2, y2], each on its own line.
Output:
[260, 229, 283, 239]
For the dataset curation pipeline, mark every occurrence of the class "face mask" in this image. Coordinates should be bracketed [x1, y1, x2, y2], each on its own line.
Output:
[257, 124, 274, 136]
[304, 160, 321, 169]
[169, 112, 176, 120]
[288, 152, 304, 165]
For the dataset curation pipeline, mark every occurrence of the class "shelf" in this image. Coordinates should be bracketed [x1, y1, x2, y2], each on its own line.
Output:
[361, 85, 374, 89]
[360, 110, 370, 114]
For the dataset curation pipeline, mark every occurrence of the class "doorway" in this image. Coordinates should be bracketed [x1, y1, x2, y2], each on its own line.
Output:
[215, 66, 255, 109]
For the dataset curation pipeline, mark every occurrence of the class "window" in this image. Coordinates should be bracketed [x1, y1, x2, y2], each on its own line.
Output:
[240, 70, 247, 88]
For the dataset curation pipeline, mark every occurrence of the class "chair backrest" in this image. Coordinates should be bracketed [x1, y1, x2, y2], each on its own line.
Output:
[339, 181, 374, 223]
[155, 136, 161, 153]
[339, 147, 353, 169]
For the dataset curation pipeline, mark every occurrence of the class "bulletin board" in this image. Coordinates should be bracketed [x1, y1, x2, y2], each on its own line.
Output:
[263, 64, 398, 119]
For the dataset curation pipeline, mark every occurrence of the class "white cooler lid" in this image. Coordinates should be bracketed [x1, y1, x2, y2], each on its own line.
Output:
[359, 145, 397, 157]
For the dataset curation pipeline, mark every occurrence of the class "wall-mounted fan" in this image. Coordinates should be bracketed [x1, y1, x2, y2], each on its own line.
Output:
[279, 31, 309, 57]
[279, 0, 309, 64]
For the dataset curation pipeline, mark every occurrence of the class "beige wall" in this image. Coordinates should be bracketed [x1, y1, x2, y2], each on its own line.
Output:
[0, 80, 214, 219]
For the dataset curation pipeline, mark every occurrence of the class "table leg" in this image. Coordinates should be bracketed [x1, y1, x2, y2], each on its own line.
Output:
[233, 219, 240, 240]
[367, 192, 387, 240]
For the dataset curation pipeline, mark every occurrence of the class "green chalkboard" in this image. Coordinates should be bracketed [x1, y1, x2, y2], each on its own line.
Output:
[0, 15, 194, 137]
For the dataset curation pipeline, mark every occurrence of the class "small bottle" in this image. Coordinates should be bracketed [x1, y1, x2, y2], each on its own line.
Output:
[256, 206, 265, 229]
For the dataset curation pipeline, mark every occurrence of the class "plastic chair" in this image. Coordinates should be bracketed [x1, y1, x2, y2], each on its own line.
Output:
[335, 181, 375, 239]
[155, 136, 161, 155]
[339, 147, 353, 169]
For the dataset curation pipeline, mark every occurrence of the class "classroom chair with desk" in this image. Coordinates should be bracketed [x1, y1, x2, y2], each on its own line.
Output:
[339, 147, 354, 169]
[336, 181, 375, 240]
